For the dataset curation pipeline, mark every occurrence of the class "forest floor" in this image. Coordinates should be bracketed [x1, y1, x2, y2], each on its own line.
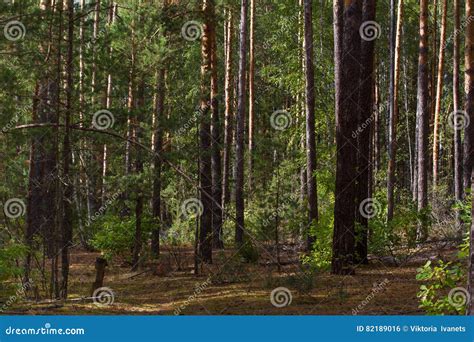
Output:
[2, 242, 459, 315]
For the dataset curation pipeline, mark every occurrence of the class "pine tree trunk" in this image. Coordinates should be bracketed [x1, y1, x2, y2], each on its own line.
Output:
[332, 0, 361, 275]
[151, 69, 165, 258]
[303, 0, 318, 251]
[235, 0, 248, 246]
[248, 0, 255, 191]
[464, 0, 474, 191]
[198, 0, 215, 263]
[416, 0, 430, 241]
[222, 8, 234, 212]
[432, 0, 448, 187]
[210, 13, 224, 249]
[387, 0, 403, 221]
[355, 0, 376, 264]
[453, 0, 463, 231]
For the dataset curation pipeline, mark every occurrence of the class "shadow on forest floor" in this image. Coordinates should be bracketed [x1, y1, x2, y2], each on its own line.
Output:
[1, 242, 459, 315]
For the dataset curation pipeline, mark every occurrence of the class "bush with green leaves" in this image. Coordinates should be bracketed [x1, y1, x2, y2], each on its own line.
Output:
[416, 260, 466, 315]
[91, 214, 154, 260]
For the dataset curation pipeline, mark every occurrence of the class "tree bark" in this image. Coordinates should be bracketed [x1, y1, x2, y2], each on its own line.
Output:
[332, 0, 362, 275]
[432, 0, 448, 187]
[464, 0, 474, 191]
[210, 11, 224, 249]
[198, 0, 215, 263]
[235, 0, 248, 246]
[248, 0, 255, 191]
[355, 0, 377, 264]
[416, 0, 430, 241]
[454, 0, 463, 231]
[222, 8, 234, 212]
[387, 0, 403, 221]
[303, 0, 318, 251]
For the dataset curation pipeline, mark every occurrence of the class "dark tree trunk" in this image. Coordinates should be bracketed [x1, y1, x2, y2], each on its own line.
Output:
[151, 69, 165, 258]
[198, 0, 215, 263]
[222, 9, 234, 212]
[332, 0, 362, 275]
[464, 0, 474, 191]
[355, 0, 377, 265]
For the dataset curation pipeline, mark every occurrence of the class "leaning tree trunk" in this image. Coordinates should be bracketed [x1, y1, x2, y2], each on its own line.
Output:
[303, 0, 318, 251]
[332, 0, 362, 275]
[235, 0, 248, 246]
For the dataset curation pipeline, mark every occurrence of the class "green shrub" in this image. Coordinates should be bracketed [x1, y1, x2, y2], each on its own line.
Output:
[416, 260, 466, 315]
